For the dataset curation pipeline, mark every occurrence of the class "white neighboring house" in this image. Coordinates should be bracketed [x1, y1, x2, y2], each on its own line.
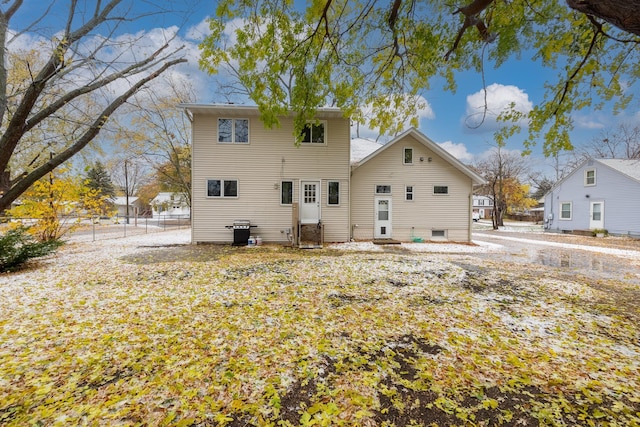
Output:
[151, 192, 191, 219]
[544, 158, 640, 236]
[111, 196, 145, 219]
[472, 195, 494, 220]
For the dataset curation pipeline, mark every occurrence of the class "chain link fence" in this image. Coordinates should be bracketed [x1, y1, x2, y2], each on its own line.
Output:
[1, 215, 191, 243]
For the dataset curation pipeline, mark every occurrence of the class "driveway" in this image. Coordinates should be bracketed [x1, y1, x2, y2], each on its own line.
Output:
[472, 224, 640, 286]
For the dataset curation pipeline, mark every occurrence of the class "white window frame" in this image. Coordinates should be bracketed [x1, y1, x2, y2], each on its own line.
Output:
[327, 180, 340, 206]
[560, 202, 572, 220]
[281, 180, 293, 205]
[403, 147, 413, 165]
[584, 169, 596, 186]
[405, 185, 414, 201]
[431, 230, 447, 239]
[433, 185, 449, 195]
[206, 179, 239, 198]
[375, 184, 392, 194]
[218, 118, 249, 144]
[301, 121, 327, 145]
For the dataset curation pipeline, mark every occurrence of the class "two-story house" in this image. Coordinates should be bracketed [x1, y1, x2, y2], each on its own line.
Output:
[183, 104, 485, 245]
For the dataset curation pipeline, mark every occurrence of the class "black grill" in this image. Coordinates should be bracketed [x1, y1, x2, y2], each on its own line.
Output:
[226, 220, 256, 245]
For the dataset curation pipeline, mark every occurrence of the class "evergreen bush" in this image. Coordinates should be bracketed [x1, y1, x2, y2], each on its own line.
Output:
[0, 226, 63, 272]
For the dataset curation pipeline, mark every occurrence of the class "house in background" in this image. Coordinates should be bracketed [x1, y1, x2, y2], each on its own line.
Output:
[151, 192, 190, 219]
[472, 195, 494, 220]
[111, 196, 146, 219]
[544, 158, 640, 237]
[183, 104, 485, 245]
[350, 129, 486, 242]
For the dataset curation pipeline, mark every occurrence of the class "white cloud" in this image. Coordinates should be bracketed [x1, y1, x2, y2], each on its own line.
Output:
[574, 116, 606, 130]
[186, 17, 211, 41]
[464, 83, 533, 132]
[437, 141, 474, 162]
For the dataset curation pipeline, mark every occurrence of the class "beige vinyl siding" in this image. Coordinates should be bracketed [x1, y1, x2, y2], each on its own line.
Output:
[191, 111, 350, 243]
[351, 134, 473, 242]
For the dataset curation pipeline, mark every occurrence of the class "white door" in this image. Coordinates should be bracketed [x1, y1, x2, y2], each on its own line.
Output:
[300, 180, 321, 224]
[589, 201, 604, 229]
[374, 197, 392, 238]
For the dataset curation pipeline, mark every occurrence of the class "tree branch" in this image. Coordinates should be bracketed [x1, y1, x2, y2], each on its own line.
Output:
[567, 0, 640, 36]
[1, 57, 187, 211]
[445, 0, 496, 61]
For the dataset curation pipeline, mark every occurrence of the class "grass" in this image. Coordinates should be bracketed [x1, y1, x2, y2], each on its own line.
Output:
[0, 243, 639, 426]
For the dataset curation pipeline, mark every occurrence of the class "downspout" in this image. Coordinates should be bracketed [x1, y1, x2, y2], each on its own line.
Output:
[468, 185, 473, 242]
[183, 107, 194, 244]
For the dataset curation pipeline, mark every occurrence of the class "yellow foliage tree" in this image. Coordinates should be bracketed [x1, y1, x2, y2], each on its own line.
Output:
[80, 185, 115, 222]
[502, 178, 537, 215]
[7, 168, 82, 241]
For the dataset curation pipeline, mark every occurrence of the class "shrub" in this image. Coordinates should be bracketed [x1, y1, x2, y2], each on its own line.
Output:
[592, 228, 608, 237]
[0, 226, 64, 272]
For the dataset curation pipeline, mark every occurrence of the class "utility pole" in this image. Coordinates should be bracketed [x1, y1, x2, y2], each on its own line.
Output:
[124, 159, 130, 224]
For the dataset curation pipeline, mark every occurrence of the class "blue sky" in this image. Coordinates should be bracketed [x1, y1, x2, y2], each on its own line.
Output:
[9, 1, 640, 178]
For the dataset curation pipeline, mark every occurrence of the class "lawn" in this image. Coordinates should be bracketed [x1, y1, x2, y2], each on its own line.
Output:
[0, 235, 639, 426]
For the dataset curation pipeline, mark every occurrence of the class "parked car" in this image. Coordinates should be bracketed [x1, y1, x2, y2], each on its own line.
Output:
[472, 212, 480, 222]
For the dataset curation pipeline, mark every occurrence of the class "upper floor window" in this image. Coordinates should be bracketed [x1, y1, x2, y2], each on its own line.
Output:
[218, 118, 249, 143]
[376, 185, 391, 194]
[403, 148, 413, 165]
[434, 185, 449, 195]
[207, 179, 238, 198]
[327, 181, 340, 205]
[301, 122, 326, 144]
[584, 169, 596, 186]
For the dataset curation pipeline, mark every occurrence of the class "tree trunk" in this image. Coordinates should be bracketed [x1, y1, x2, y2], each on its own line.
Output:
[567, 0, 640, 36]
[0, 58, 185, 213]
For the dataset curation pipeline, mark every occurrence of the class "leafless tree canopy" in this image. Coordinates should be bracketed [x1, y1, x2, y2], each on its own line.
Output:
[0, 0, 187, 212]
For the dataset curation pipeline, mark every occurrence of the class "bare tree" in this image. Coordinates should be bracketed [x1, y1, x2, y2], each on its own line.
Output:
[579, 123, 640, 160]
[474, 147, 533, 229]
[0, 1, 187, 212]
[113, 76, 194, 207]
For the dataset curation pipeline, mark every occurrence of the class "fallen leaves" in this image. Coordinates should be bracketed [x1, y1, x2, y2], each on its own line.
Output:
[0, 238, 639, 425]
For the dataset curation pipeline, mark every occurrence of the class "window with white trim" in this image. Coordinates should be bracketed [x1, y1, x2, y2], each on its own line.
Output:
[281, 181, 293, 205]
[433, 185, 449, 195]
[301, 121, 326, 144]
[327, 181, 340, 205]
[403, 148, 413, 165]
[375, 185, 391, 194]
[560, 202, 572, 220]
[218, 118, 249, 143]
[584, 169, 596, 186]
[405, 185, 414, 201]
[207, 179, 238, 197]
[432, 230, 446, 238]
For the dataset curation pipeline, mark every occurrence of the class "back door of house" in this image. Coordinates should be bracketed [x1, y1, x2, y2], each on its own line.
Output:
[589, 201, 604, 229]
[374, 197, 392, 238]
[300, 180, 321, 224]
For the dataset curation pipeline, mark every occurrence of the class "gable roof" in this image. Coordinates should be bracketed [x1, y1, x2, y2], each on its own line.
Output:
[352, 128, 486, 185]
[112, 196, 140, 206]
[548, 158, 640, 195]
[596, 159, 640, 183]
[351, 137, 384, 163]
